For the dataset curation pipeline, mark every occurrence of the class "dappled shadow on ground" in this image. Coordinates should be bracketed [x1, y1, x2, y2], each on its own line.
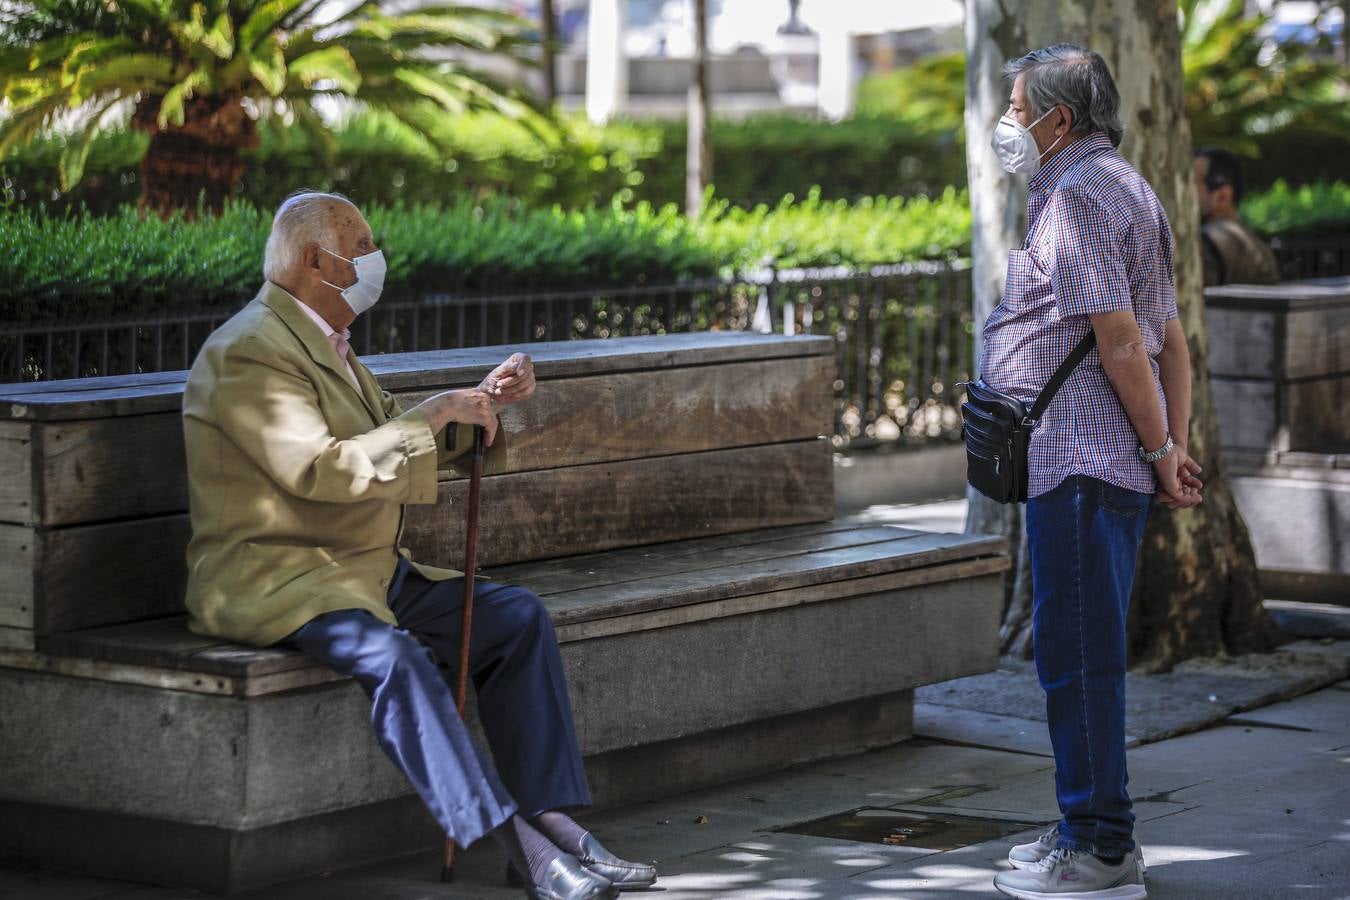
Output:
[650, 829, 1350, 899]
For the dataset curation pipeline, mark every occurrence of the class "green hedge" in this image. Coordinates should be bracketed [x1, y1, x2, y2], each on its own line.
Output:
[1, 111, 964, 214]
[0, 189, 971, 322]
[855, 52, 965, 138]
[2, 177, 1340, 324]
[1241, 180, 1350, 239]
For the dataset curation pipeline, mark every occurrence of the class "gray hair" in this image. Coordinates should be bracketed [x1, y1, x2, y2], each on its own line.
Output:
[262, 190, 355, 282]
[1003, 43, 1124, 148]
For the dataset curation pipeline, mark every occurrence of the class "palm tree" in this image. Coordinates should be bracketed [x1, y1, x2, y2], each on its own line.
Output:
[1180, 0, 1349, 154]
[0, 0, 542, 215]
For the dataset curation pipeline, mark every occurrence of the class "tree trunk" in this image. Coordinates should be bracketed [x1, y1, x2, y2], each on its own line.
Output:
[1344, 0, 1350, 67]
[962, 0, 1278, 671]
[540, 0, 559, 107]
[686, 0, 712, 216]
[133, 94, 256, 217]
[962, 1, 1034, 658]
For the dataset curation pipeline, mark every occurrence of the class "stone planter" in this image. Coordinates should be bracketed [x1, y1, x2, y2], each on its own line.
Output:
[1204, 275, 1350, 454]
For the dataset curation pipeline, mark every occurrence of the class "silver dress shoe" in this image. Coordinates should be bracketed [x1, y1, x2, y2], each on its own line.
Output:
[527, 854, 619, 900]
[575, 832, 658, 890]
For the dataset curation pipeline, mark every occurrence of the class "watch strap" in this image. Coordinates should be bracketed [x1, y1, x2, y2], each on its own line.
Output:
[1139, 432, 1174, 463]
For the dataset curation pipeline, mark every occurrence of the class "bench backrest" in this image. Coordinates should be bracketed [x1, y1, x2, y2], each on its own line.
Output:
[0, 333, 834, 645]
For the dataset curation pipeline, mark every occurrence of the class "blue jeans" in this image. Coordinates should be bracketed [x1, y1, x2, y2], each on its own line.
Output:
[282, 559, 592, 846]
[1027, 474, 1152, 858]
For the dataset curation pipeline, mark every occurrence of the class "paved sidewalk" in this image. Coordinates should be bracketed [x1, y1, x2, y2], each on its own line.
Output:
[6, 672, 1347, 900]
[7, 500, 1346, 899]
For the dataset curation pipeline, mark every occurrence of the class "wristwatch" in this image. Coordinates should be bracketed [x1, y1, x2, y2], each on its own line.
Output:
[1139, 432, 1174, 463]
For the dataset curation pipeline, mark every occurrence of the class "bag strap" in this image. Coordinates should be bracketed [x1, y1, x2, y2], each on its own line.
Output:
[1025, 331, 1096, 425]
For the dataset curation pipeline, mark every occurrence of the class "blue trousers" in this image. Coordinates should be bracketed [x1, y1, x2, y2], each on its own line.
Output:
[282, 559, 592, 846]
[1026, 474, 1152, 858]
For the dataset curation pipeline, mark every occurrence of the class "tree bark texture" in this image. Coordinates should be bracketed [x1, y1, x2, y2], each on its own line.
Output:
[962, 0, 1277, 671]
[133, 95, 256, 218]
[686, 0, 712, 216]
[540, 0, 559, 106]
[962, 0, 1034, 659]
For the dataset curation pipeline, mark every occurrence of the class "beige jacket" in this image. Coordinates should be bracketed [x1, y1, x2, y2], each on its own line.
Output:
[182, 282, 502, 646]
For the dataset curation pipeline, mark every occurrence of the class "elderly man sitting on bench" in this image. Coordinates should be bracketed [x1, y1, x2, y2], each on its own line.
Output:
[181, 191, 656, 900]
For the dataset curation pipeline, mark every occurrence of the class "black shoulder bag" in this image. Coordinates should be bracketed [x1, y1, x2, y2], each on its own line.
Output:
[961, 332, 1096, 504]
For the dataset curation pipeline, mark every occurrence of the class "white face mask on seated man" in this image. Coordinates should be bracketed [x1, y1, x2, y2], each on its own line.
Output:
[320, 246, 387, 315]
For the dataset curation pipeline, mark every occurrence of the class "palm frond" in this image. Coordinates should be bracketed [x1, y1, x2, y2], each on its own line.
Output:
[390, 65, 469, 115]
[287, 45, 360, 94]
[67, 52, 176, 104]
[58, 93, 121, 188]
[275, 0, 333, 34]
[173, 5, 235, 60]
[158, 69, 213, 127]
[58, 36, 147, 87]
[247, 35, 287, 96]
[0, 92, 70, 155]
[0, 32, 97, 82]
[107, 0, 178, 30]
[349, 12, 508, 50]
[238, 0, 312, 53]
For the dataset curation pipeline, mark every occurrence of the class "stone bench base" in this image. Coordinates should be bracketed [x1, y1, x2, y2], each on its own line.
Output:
[0, 523, 1007, 893]
[0, 691, 914, 894]
[1226, 450, 1350, 603]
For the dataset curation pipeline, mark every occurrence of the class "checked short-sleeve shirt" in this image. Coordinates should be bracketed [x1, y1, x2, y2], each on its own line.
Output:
[981, 132, 1178, 498]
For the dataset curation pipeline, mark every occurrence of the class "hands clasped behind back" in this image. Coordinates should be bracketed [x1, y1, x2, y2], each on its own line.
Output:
[1153, 446, 1204, 510]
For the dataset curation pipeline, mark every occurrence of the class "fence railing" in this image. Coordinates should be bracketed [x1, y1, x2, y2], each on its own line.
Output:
[0, 262, 975, 448]
[1270, 234, 1350, 281]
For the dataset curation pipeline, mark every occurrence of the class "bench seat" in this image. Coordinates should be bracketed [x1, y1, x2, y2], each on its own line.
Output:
[28, 523, 1006, 698]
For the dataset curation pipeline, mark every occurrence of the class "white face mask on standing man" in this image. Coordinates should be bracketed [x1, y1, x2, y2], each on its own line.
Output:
[990, 105, 1067, 176]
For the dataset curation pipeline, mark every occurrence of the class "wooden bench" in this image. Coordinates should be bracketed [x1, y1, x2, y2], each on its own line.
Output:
[0, 332, 1009, 893]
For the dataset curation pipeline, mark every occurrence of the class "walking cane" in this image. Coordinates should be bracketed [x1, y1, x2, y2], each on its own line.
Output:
[441, 424, 487, 884]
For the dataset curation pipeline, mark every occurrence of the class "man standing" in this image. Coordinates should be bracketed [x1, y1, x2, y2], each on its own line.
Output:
[182, 192, 656, 900]
[980, 45, 1203, 899]
[1195, 147, 1281, 286]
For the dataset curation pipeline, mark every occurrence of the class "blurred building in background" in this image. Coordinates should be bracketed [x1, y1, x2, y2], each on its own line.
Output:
[488, 0, 963, 121]
[416, 1, 1345, 123]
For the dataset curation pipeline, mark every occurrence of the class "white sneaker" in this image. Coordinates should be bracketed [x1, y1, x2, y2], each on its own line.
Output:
[993, 847, 1147, 899]
[1008, 826, 1059, 870]
[1009, 828, 1147, 875]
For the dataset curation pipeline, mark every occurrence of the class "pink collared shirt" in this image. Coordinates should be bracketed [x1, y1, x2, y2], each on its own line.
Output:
[293, 297, 359, 388]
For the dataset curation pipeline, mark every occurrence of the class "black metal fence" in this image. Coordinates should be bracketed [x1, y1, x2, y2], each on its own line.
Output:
[1271, 234, 1350, 281]
[0, 262, 975, 448]
[771, 263, 974, 448]
[7, 232, 1345, 446]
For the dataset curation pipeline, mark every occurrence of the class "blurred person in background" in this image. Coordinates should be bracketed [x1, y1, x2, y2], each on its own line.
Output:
[1195, 147, 1280, 286]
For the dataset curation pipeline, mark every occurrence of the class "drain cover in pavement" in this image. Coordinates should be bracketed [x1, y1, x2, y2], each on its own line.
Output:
[775, 807, 1039, 851]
